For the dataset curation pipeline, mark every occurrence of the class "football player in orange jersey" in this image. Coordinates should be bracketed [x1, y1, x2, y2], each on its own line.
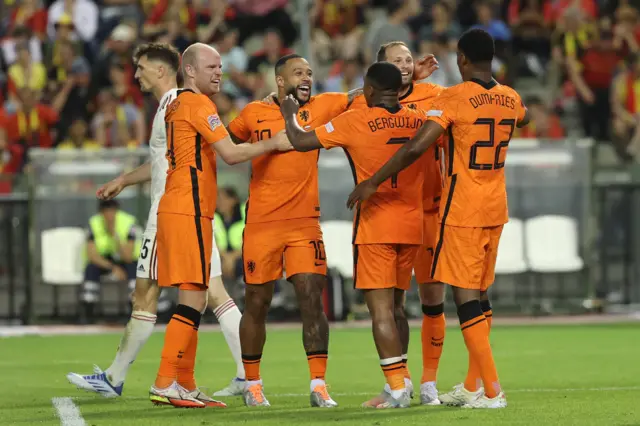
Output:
[348, 29, 530, 409]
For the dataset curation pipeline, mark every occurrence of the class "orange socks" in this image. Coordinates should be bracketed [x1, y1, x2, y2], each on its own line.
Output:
[464, 300, 493, 392]
[381, 357, 406, 391]
[306, 351, 328, 380]
[177, 327, 198, 391]
[458, 300, 501, 398]
[242, 354, 262, 382]
[420, 303, 446, 384]
[155, 304, 201, 389]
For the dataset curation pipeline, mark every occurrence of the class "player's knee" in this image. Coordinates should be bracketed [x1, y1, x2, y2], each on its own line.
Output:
[132, 279, 159, 312]
[206, 276, 231, 308]
[244, 284, 274, 313]
[420, 282, 445, 306]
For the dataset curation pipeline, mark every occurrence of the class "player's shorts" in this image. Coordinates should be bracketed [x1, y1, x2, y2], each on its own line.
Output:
[413, 209, 439, 284]
[156, 212, 213, 290]
[242, 217, 326, 284]
[431, 224, 504, 291]
[354, 244, 419, 291]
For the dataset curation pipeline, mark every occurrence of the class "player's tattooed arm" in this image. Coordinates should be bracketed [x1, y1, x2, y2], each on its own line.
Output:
[346, 121, 444, 209]
[279, 95, 323, 152]
[212, 133, 291, 164]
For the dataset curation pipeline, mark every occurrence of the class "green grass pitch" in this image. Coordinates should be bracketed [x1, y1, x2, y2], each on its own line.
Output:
[2, 322, 639, 425]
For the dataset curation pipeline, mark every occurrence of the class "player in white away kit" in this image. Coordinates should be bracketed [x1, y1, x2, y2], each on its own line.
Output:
[66, 43, 246, 399]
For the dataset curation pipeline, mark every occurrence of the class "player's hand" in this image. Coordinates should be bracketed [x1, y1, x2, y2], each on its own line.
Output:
[274, 130, 294, 152]
[262, 92, 277, 105]
[96, 177, 125, 200]
[280, 94, 300, 119]
[413, 54, 439, 81]
[346, 179, 379, 210]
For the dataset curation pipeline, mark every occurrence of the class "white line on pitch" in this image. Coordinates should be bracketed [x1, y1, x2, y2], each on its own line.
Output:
[52, 397, 86, 426]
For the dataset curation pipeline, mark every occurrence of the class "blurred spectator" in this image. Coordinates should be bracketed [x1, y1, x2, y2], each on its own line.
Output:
[418, 1, 461, 52]
[143, 0, 195, 41]
[365, 0, 420, 64]
[214, 187, 245, 281]
[1, 26, 43, 66]
[0, 125, 25, 193]
[44, 13, 83, 69]
[195, 0, 228, 44]
[89, 24, 137, 104]
[514, 96, 565, 138]
[156, 14, 193, 53]
[567, 28, 625, 153]
[7, 41, 47, 98]
[246, 29, 292, 99]
[3, 87, 59, 148]
[227, 0, 297, 47]
[6, 0, 48, 40]
[213, 92, 239, 125]
[47, 0, 99, 43]
[551, 8, 597, 67]
[423, 33, 462, 87]
[613, 5, 640, 55]
[109, 60, 144, 108]
[50, 56, 91, 143]
[323, 57, 364, 92]
[215, 28, 248, 99]
[508, 0, 552, 77]
[91, 89, 145, 148]
[57, 118, 100, 150]
[81, 198, 139, 322]
[612, 55, 640, 158]
[472, 1, 511, 60]
[311, 0, 367, 62]
[547, 0, 598, 22]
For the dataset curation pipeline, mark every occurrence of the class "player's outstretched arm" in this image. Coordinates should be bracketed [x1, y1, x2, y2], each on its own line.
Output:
[346, 120, 444, 209]
[96, 162, 151, 200]
[280, 95, 324, 152]
[212, 133, 292, 165]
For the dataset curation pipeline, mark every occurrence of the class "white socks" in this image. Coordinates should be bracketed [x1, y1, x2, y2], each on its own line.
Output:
[310, 378, 326, 392]
[105, 311, 156, 385]
[213, 298, 245, 380]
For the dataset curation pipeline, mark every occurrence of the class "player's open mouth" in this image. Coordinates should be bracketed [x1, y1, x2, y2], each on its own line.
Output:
[213, 79, 220, 84]
[297, 85, 310, 96]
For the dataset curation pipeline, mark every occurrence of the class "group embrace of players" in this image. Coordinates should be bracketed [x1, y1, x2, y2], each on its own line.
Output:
[66, 27, 529, 410]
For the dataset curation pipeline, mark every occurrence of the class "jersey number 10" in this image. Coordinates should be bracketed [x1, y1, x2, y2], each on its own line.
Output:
[469, 118, 515, 171]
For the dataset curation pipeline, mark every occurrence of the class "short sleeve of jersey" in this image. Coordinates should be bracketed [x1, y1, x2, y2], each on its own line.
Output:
[315, 110, 358, 150]
[315, 92, 350, 120]
[192, 104, 229, 144]
[515, 92, 527, 123]
[227, 106, 253, 142]
[425, 89, 461, 130]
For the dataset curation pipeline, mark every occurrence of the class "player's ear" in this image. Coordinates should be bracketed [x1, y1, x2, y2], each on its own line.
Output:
[275, 74, 285, 89]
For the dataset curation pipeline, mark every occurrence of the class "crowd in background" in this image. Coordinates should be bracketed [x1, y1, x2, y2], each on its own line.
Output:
[0, 0, 639, 194]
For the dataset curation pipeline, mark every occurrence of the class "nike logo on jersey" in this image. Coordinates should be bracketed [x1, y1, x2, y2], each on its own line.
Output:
[257, 119, 267, 123]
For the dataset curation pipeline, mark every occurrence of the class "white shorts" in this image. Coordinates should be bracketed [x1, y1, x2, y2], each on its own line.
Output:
[136, 221, 222, 280]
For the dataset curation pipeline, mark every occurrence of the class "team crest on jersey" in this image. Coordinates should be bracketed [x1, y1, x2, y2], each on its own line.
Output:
[207, 114, 222, 130]
[299, 110, 310, 122]
[408, 103, 417, 110]
[246, 260, 256, 274]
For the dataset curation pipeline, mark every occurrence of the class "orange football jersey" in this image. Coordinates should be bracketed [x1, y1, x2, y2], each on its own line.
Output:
[158, 89, 228, 219]
[426, 79, 527, 227]
[315, 105, 426, 245]
[228, 93, 349, 224]
[351, 82, 444, 211]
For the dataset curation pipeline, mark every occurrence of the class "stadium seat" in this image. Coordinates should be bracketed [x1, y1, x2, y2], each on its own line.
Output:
[41, 227, 87, 318]
[495, 218, 528, 274]
[41, 227, 87, 285]
[524, 215, 584, 273]
[320, 220, 354, 278]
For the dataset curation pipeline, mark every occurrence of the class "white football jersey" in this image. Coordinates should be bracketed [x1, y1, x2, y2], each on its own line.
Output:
[146, 88, 178, 230]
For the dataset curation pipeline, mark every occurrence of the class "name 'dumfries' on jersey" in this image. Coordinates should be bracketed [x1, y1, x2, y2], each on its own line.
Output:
[367, 116, 424, 133]
[468, 93, 517, 110]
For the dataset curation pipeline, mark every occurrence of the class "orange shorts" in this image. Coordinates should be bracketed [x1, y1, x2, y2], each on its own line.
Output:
[242, 217, 326, 284]
[431, 224, 503, 291]
[354, 244, 419, 291]
[157, 212, 212, 291]
[413, 210, 439, 284]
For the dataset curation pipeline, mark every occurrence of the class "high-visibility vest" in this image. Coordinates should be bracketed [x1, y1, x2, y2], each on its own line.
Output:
[86, 211, 140, 261]
[214, 202, 246, 252]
